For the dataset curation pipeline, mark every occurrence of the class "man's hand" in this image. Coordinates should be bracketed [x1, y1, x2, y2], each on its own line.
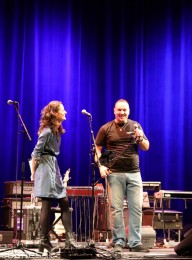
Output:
[99, 165, 111, 178]
[134, 123, 144, 143]
[134, 123, 150, 150]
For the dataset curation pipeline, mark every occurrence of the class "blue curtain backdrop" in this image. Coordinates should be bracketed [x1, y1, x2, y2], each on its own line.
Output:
[0, 0, 192, 226]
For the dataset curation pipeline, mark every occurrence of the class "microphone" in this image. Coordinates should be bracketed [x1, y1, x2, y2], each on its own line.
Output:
[81, 109, 92, 117]
[126, 131, 135, 135]
[126, 124, 139, 135]
[7, 100, 19, 105]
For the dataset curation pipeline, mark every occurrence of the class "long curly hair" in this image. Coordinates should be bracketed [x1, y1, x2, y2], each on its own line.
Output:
[38, 101, 65, 135]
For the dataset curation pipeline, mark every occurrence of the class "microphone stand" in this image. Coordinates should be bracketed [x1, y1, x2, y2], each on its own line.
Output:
[83, 113, 101, 247]
[2, 102, 41, 256]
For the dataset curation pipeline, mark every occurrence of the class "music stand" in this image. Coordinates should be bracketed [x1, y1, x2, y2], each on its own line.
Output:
[1, 102, 42, 256]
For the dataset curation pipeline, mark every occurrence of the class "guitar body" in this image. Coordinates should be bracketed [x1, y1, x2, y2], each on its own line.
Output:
[63, 168, 70, 188]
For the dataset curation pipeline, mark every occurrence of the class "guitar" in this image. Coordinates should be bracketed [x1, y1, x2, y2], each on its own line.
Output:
[63, 168, 71, 188]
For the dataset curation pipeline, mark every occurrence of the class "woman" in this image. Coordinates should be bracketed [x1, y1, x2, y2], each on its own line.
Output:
[31, 101, 80, 252]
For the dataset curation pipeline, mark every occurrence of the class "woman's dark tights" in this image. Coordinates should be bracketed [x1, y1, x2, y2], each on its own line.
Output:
[58, 197, 72, 233]
[40, 197, 71, 236]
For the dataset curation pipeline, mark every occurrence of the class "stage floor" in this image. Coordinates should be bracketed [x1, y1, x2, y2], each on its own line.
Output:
[0, 241, 192, 260]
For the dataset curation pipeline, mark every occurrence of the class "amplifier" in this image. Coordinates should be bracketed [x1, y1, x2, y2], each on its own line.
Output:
[1, 197, 42, 229]
[94, 198, 129, 231]
[95, 192, 150, 231]
[14, 206, 41, 240]
[4, 181, 34, 197]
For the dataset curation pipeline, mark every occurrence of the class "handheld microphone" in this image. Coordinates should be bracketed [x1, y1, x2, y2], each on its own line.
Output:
[126, 124, 139, 135]
[81, 109, 92, 117]
[7, 100, 19, 105]
[126, 131, 135, 135]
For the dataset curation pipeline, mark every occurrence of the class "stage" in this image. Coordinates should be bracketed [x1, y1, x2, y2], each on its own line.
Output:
[0, 241, 192, 260]
[1, 183, 192, 259]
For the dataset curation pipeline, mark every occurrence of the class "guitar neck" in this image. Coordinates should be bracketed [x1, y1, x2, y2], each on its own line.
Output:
[63, 168, 70, 188]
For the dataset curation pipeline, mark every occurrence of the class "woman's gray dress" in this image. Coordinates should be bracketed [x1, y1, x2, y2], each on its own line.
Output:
[31, 127, 66, 198]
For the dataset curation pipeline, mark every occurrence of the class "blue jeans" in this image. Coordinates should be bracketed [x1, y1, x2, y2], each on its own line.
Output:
[107, 172, 143, 248]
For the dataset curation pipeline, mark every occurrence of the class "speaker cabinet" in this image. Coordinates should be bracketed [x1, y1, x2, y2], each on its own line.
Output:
[174, 232, 192, 256]
[94, 198, 129, 231]
[13, 206, 41, 240]
[1, 198, 42, 229]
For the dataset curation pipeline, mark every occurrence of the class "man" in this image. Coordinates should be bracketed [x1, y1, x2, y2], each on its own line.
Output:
[95, 99, 150, 252]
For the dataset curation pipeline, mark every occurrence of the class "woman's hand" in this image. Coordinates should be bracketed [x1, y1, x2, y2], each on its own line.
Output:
[30, 157, 39, 181]
[30, 173, 35, 181]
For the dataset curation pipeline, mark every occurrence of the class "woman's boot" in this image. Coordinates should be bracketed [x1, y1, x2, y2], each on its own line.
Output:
[65, 232, 82, 248]
[39, 235, 53, 252]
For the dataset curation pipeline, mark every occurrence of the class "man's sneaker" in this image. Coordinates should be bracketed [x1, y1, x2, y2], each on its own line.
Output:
[113, 244, 123, 252]
[129, 245, 149, 252]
